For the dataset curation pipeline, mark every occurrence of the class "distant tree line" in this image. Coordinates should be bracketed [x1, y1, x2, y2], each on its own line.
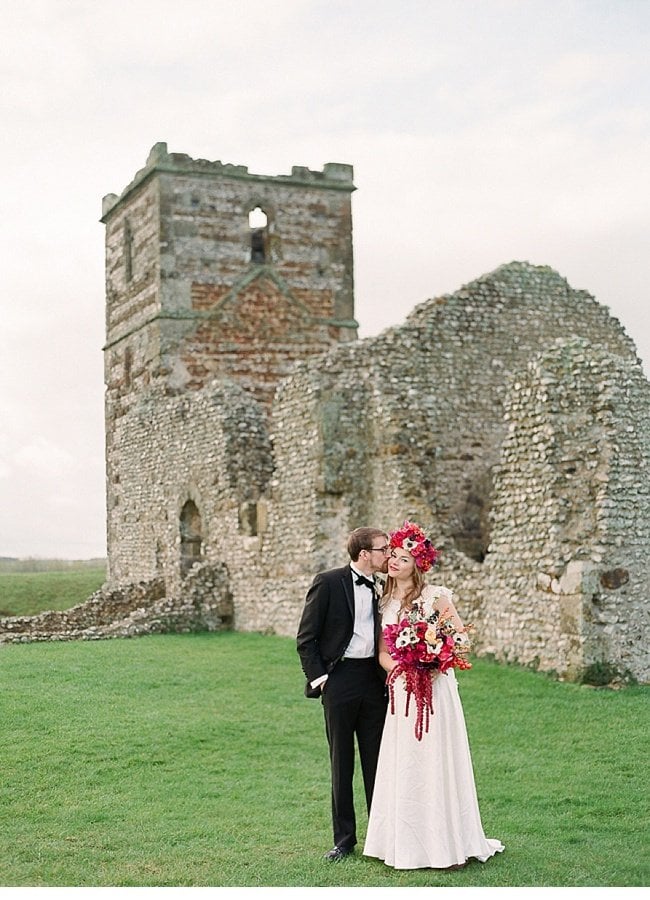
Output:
[0, 558, 107, 574]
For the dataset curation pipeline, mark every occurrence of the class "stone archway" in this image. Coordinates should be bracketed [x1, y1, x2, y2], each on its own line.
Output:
[180, 500, 204, 578]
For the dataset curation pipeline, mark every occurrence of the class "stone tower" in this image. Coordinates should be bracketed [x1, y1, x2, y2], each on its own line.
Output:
[101, 143, 357, 585]
[101, 142, 357, 413]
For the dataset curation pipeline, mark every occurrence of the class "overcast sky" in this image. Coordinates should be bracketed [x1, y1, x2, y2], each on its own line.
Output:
[1, 0, 648, 559]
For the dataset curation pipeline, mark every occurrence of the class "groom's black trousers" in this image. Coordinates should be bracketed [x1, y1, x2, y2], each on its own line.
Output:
[321, 657, 387, 851]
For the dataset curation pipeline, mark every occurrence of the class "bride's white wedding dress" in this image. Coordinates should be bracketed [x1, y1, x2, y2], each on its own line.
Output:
[363, 586, 504, 870]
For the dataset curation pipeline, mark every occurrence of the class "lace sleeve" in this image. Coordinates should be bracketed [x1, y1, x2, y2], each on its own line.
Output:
[424, 584, 465, 630]
[431, 585, 454, 604]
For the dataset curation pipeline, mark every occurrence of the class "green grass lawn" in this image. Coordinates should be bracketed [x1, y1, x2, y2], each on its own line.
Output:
[0, 568, 106, 617]
[0, 631, 647, 887]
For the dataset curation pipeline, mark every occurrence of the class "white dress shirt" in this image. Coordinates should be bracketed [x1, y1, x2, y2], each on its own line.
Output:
[343, 564, 376, 658]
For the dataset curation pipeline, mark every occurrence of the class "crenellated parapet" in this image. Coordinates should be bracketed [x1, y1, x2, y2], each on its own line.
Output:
[101, 142, 355, 221]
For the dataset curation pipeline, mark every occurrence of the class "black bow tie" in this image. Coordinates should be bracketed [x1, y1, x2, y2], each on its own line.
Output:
[355, 574, 376, 593]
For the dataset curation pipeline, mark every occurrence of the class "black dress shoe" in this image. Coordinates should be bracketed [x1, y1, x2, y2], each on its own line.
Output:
[324, 845, 353, 861]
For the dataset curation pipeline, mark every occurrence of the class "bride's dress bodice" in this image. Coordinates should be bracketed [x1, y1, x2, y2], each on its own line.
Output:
[381, 584, 455, 626]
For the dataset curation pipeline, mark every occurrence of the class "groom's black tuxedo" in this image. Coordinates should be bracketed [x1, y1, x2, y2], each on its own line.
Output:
[297, 564, 383, 696]
[297, 563, 387, 853]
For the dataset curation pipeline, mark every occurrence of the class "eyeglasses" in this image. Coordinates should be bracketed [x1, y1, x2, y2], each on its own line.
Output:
[367, 545, 389, 554]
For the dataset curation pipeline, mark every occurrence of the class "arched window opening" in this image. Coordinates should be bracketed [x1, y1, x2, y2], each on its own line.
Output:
[180, 500, 204, 577]
[239, 500, 258, 536]
[449, 471, 493, 563]
[249, 206, 268, 263]
[248, 207, 267, 229]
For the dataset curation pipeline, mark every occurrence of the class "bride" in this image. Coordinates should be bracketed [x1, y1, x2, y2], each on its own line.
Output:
[363, 521, 504, 870]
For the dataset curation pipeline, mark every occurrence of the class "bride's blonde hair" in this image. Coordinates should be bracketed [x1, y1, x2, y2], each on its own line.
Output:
[380, 568, 425, 615]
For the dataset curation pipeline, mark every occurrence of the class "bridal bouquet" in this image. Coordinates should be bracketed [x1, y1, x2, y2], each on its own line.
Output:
[384, 601, 472, 741]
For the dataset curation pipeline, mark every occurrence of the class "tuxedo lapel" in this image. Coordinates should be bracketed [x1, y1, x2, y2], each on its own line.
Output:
[341, 567, 355, 618]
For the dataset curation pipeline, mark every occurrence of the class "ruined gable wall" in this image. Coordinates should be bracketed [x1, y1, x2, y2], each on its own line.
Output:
[264, 262, 642, 648]
[393, 263, 639, 563]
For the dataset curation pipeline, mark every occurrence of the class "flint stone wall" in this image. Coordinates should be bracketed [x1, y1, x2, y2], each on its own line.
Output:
[105, 378, 272, 594]
[480, 338, 650, 679]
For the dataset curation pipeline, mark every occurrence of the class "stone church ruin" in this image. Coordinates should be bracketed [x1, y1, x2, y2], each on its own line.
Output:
[2, 142, 648, 685]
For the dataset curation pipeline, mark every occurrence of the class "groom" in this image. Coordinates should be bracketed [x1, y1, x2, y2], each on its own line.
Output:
[297, 527, 389, 861]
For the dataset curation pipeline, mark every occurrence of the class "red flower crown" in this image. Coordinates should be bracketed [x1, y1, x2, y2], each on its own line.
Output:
[390, 520, 438, 572]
